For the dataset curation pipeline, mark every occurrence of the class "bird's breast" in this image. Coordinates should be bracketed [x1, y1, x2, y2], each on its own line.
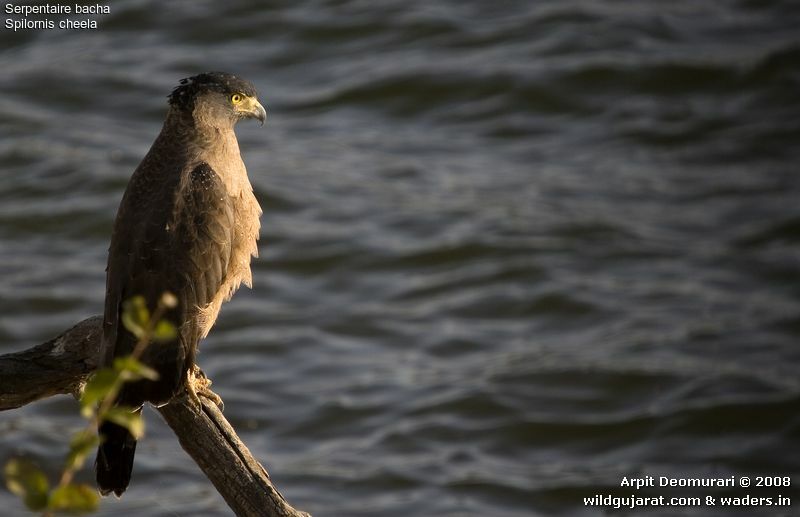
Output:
[196, 172, 261, 338]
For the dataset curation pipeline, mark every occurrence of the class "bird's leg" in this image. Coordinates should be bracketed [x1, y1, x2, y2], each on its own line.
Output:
[186, 364, 224, 411]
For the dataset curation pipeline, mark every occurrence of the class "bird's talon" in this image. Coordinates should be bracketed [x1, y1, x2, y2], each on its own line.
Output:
[186, 365, 224, 410]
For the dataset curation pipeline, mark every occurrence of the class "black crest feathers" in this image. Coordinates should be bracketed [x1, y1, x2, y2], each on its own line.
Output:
[168, 72, 258, 110]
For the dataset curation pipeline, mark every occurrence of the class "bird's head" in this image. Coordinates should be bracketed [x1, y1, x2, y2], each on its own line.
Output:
[168, 72, 266, 128]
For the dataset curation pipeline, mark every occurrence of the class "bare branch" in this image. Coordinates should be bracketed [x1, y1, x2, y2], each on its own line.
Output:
[0, 317, 310, 517]
[0, 316, 102, 410]
[159, 395, 310, 517]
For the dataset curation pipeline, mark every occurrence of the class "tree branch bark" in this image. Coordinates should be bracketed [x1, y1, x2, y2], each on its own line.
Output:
[0, 316, 310, 517]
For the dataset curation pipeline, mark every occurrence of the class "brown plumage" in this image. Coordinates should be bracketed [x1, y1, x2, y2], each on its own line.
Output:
[95, 72, 266, 497]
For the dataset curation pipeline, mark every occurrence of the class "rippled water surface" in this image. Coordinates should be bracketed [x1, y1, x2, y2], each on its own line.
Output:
[1, 1, 800, 516]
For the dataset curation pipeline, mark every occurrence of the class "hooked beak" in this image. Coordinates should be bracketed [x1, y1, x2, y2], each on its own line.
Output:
[251, 100, 267, 126]
[238, 96, 267, 126]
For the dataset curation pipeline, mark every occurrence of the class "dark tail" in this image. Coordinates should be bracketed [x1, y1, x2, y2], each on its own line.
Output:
[95, 414, 139, 497]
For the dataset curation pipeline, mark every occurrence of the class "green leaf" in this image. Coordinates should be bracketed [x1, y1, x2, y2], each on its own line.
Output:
[121, 295, 150, 339]
[48, 483, 99, 513]
[103, 407, 145, 439]
[3, 458, 49, 511]
[152, 319, 178, 343]
[113, 356, 159, 381]
[80, 368, 120, 418]
[64, 432, 100, 472]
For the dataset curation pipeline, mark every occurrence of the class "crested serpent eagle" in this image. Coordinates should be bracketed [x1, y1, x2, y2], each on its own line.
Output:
[95, 72, 267, 496]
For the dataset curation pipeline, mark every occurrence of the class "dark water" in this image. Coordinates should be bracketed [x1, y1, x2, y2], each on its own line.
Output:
[1, 1, 800, 515]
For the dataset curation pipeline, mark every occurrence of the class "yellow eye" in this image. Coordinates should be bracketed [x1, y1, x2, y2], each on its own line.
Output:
[231, 93, 243, 104]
